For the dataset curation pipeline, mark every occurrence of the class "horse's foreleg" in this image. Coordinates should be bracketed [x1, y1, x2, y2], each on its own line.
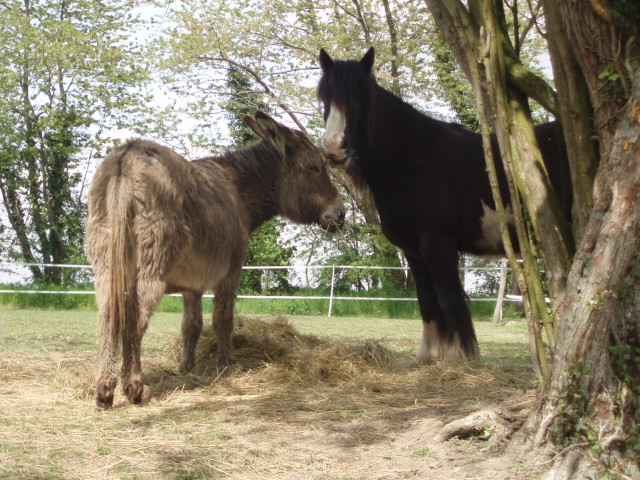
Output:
[417, 237, 481, 362]
[406, 253, 458, 364]
[179, 292, 203, 373]
[121, 278, 163, 405]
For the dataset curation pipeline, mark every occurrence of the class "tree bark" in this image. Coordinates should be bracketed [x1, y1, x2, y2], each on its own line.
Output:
[542, 0, 598, 243]
[520, 66, 640, 479]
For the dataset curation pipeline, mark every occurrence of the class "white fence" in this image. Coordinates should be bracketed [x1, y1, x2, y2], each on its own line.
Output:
[0, 262, 520, 318]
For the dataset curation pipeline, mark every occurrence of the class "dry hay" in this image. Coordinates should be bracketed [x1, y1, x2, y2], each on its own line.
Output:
[41, 315, 531, 411]
[160, 315, 529, 402]
[166, 315, 401, 386]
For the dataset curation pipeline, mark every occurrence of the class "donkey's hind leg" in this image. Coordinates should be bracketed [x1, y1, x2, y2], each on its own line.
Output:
[95, 272, 119, 408]
[179, 292, 203, 373]
[121, 277, 164, 405]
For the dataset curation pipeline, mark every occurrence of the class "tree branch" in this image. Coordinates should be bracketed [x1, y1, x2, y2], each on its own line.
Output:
[196, 54, 308, 133]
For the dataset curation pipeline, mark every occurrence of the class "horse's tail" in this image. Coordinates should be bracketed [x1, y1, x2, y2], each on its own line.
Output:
[105, 143, 137, 345]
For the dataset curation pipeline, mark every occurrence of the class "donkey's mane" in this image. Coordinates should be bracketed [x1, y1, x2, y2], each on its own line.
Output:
[199, 140, 282, 184]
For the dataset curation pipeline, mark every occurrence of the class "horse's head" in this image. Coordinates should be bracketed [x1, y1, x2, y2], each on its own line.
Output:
[244, 111, 345, 232]
[317, 47, 376, 162]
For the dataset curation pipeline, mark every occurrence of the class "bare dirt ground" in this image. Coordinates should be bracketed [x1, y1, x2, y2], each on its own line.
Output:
[0, 315, 547, 479]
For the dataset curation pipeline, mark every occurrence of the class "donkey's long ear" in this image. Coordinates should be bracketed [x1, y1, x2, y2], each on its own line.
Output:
[360, 47, 375, 73]
[243, 114, 267, 139]
[252, 111, 288, 155]
[319, 48, 334, 72]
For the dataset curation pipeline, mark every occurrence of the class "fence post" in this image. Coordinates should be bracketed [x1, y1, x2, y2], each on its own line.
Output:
[493, 258, 508, 324]
[327, 265, 336, 317]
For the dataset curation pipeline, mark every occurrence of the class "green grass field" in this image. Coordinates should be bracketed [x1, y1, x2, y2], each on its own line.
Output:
[0, 306, 531, 367]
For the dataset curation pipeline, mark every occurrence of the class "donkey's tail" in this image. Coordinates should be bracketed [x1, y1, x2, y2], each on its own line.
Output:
[106, 144, 137, 343]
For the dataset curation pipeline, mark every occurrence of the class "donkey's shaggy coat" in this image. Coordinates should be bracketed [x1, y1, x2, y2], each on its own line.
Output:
[86, 112, 344, 408]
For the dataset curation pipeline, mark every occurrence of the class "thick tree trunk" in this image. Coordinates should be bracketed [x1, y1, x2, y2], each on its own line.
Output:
[519, 68, 640, 479]
[542, 0, 598, 243]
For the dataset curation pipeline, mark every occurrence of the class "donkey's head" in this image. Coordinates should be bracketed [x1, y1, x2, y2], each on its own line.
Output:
[244, 111, 345, 232]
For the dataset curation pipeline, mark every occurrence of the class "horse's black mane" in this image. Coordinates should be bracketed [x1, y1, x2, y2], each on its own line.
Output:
[318, 57, 474, 149]
[318, 59, 374, 120]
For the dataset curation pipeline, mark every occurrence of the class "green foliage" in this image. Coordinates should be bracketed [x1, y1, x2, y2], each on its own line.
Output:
[611, 0, 640, 28]
[610, 339, 640, 457]
[223, 67, 266, 148]
[241, 219, 295, 294]
[0, 0, 152, 284]
[156, 0, 436, 141]
[427, 30, 479, 131]
[550, 364, 592, 448]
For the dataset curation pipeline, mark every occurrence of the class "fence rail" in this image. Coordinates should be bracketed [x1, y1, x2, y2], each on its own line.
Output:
[0, 262, 520, 317]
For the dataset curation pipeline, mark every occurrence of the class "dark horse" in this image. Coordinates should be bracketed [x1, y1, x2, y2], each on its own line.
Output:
[318, 48, 570, 362]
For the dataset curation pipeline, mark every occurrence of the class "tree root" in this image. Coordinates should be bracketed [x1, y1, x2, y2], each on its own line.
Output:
[436, 409, 509, 444]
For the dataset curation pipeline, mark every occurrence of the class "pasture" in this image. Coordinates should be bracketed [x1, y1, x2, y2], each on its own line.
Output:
[0, 308, 543, 479]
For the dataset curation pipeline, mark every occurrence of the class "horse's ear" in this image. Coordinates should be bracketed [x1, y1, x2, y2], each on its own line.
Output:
[252, 111, 288, 155]
[360, 47, 375, 73]
[319, 48, 334, 72]
[243, 114, 267, 139]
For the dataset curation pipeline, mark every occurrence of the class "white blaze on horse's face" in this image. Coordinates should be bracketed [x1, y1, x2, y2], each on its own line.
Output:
[322, 103, 347, 160]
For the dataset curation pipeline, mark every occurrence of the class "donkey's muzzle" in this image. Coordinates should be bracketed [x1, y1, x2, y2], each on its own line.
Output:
[321, 204, 345, 233]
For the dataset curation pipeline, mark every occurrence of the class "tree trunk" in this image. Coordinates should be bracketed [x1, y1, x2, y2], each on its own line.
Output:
[542, 0, 598, 243]
[519, 66, 640, 479]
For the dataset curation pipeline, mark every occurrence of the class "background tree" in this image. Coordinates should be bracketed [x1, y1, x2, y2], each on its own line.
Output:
[223, 67, 295, 294]
[0, 0, 151, 285]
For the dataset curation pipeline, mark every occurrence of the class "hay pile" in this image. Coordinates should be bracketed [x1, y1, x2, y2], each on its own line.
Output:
[168, 315, 401, 386]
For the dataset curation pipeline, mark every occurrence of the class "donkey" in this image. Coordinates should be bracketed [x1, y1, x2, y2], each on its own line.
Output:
[86, 111, 345, 408]
[318, 48, 571, 363]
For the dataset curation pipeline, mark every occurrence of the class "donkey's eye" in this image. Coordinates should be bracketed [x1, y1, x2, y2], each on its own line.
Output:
[308, 165, 321, 174]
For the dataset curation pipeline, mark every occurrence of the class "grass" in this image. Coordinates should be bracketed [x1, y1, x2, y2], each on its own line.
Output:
[0, 307, 535, 480]
[0, 284, 525, 319]
[0, 308, 530, 367]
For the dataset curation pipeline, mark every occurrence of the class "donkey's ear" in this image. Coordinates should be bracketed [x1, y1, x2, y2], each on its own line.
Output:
[253, 111, 288, 155]
[243, 114, 267, 139]
[360, 47, 375, 73]
[319, 48, 334, 72]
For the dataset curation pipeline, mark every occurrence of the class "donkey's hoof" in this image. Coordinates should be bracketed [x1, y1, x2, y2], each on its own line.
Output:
[138, 384, 154, 406]
[178, 358, 196, 374]
[95, 377, 117, 409]
[96, 391, 115, 409]
[124, 379, 153, 405]
[215, 357, 237, 377]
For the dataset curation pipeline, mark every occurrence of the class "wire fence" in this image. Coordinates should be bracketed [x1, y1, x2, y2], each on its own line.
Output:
[0, 262, 520, 317]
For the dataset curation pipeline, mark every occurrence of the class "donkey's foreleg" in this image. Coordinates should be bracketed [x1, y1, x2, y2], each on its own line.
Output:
[121, 279, 163, 405]
[212, 275, 241, 373]
[179, 292, 203, 373]
[213, 293, 236, 372]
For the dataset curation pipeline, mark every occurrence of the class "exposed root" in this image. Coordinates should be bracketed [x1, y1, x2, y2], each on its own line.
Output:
[436, 409, 510, 445]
